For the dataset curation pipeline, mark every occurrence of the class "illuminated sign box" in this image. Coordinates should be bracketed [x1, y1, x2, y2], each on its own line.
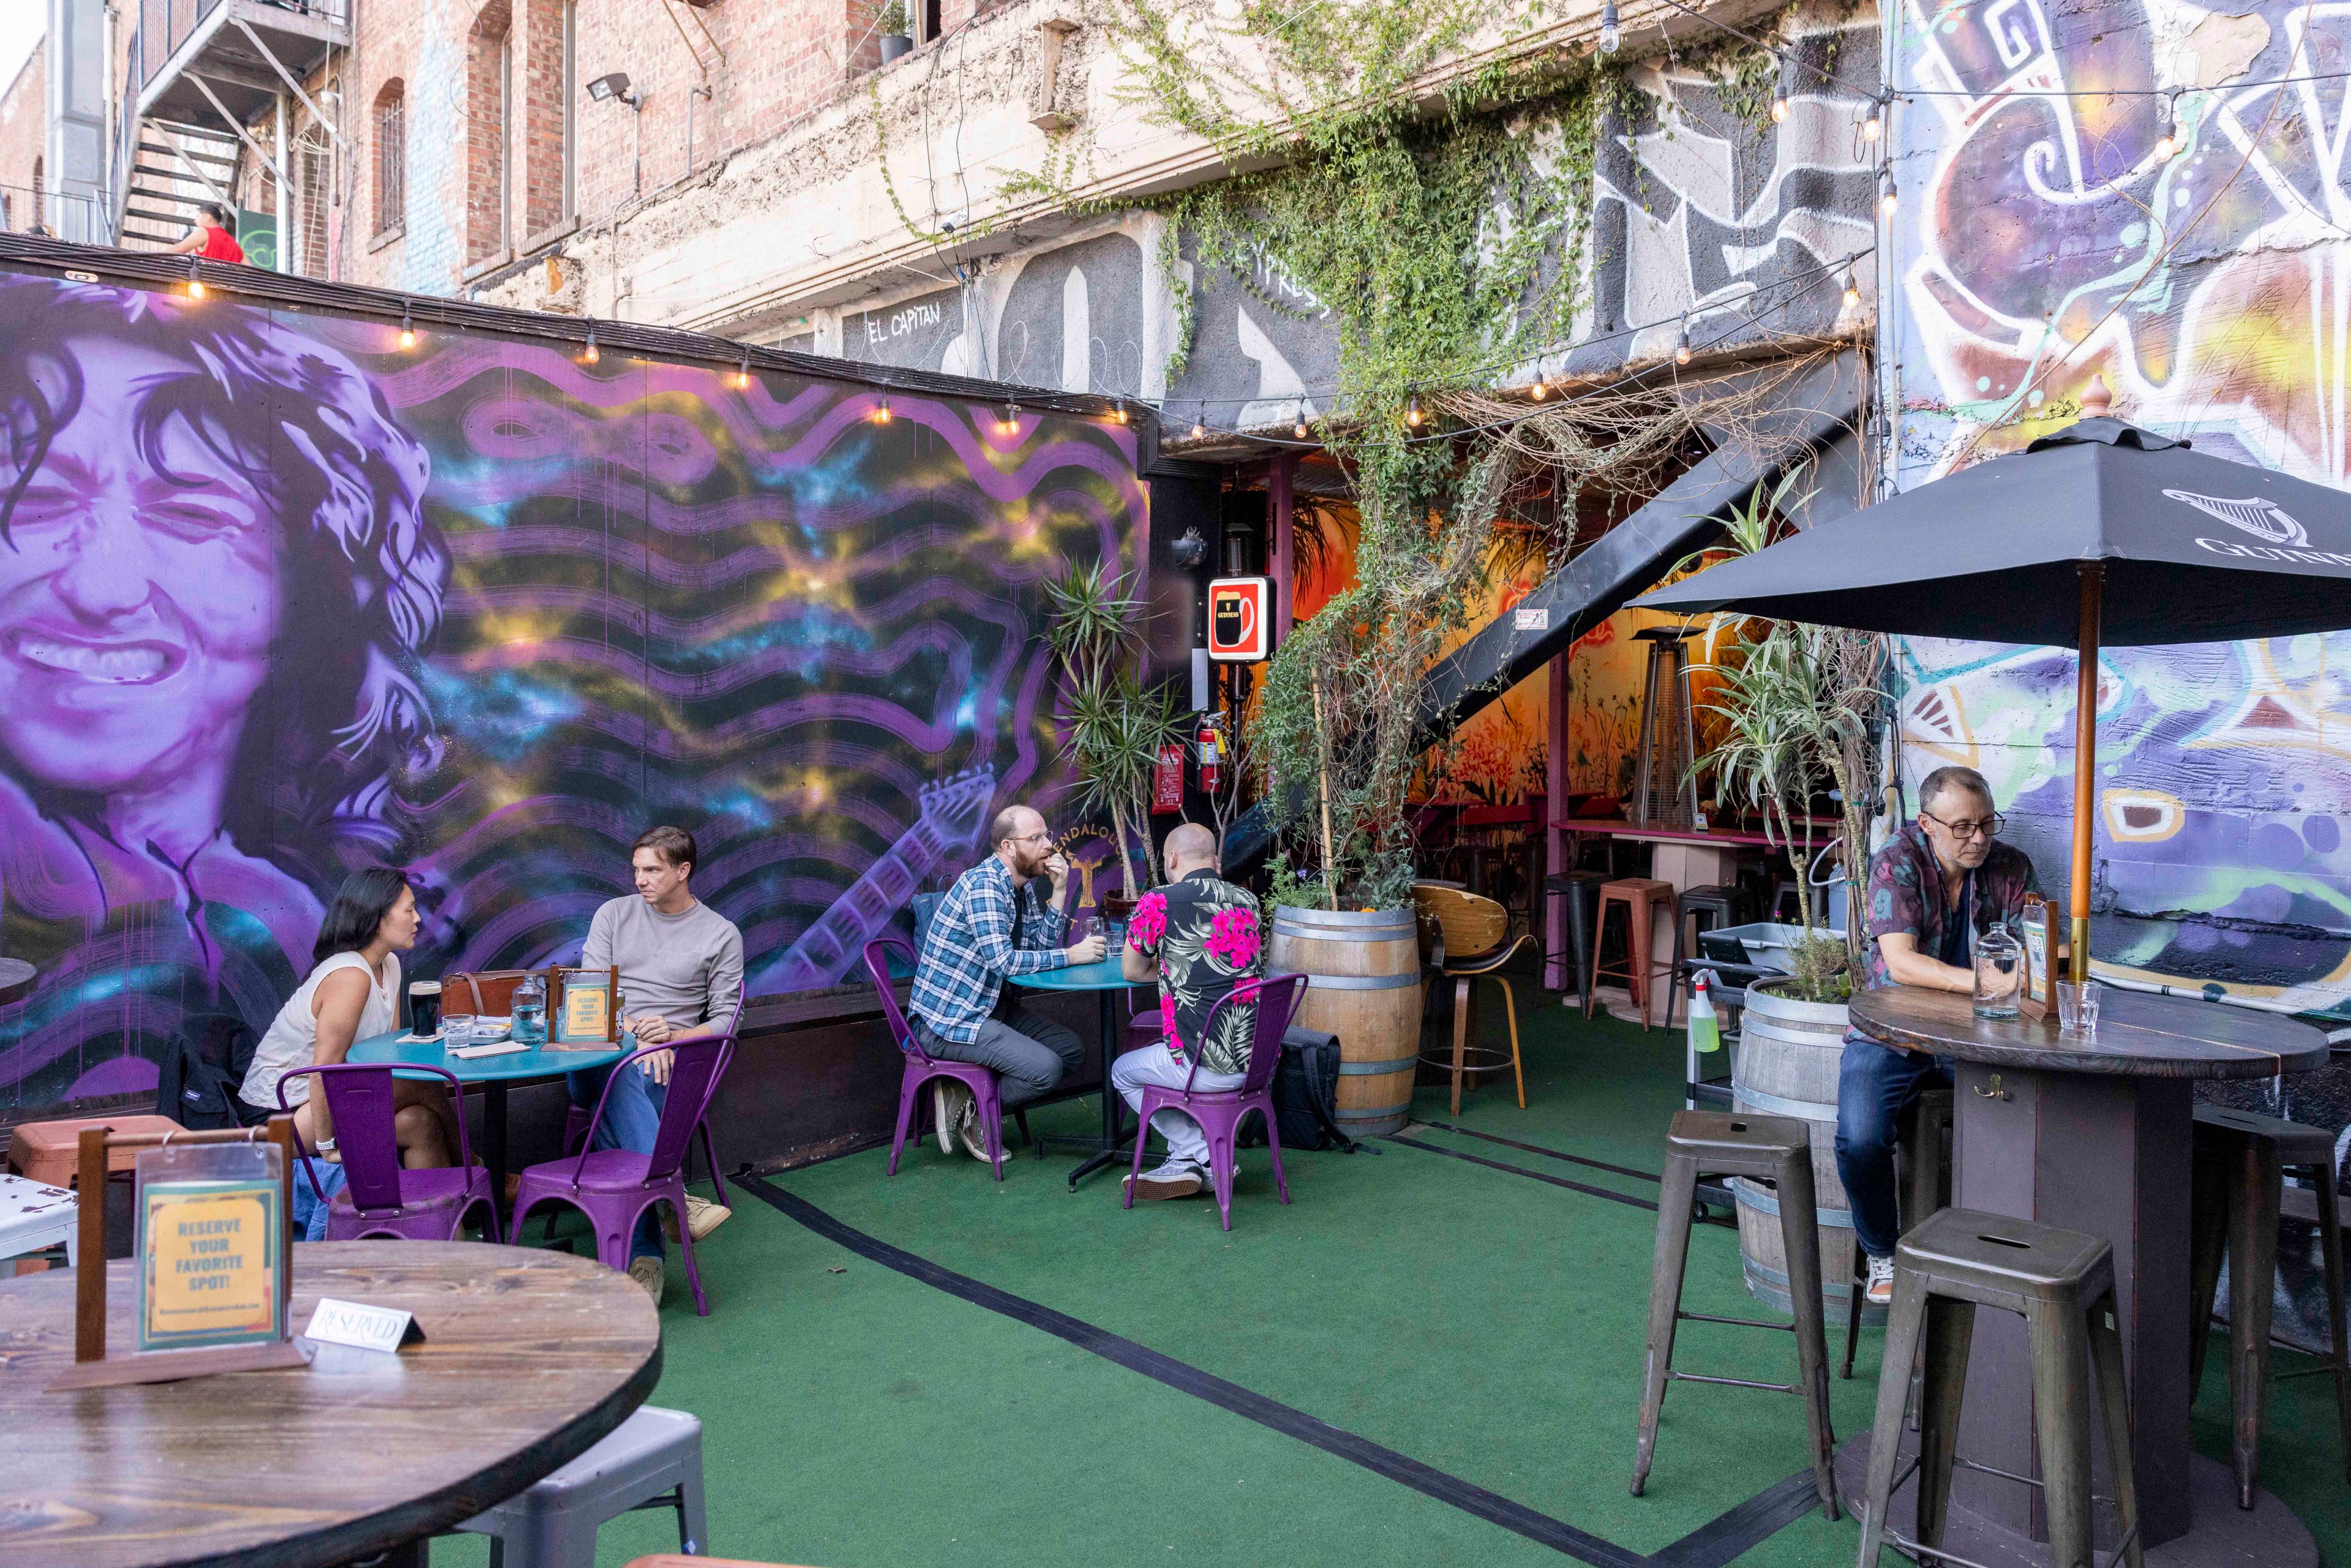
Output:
[1208, 577, 1272, 661]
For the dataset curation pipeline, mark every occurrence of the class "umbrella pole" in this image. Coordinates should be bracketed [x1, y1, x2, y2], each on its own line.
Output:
[2069, 565, 2102, 984]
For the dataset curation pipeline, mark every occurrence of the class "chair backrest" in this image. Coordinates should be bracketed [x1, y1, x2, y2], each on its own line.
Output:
[1412, 883, 1508, 961]
[861, 937, 929, 1061]
[572, 1035, 736, 1187]
[277, 1063, 468, 1213]
[1199, 972, 1308, 1097]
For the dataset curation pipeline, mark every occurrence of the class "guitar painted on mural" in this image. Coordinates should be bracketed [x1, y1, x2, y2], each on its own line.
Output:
[757, 767, 999, 992]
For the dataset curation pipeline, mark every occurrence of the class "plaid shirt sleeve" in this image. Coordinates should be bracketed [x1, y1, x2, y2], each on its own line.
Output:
[970, 875, 1067, 973]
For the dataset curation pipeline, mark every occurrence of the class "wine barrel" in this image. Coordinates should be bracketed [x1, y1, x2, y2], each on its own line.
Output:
[1730, 978, 1873, 1321]
[1267, 905, 1422, 1138]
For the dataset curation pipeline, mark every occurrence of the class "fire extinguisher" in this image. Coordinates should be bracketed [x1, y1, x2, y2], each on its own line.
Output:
[1197, 724, 1221, 793]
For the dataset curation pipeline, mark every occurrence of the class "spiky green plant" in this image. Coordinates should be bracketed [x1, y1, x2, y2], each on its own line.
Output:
[1046, 563, 1181, 890]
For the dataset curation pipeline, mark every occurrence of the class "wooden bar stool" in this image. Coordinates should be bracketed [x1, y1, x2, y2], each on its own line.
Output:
[1851, 1207, 2143, 1568]
[1412, 885, 1534, 1116]
[1633, 1109, 1839, 1519]
[1587, 877, 1676, 1030]
[1843, 1087, 1954, 1378]
[8, 1114, 184, 1189]
[2188, 1104, 2351, 1506]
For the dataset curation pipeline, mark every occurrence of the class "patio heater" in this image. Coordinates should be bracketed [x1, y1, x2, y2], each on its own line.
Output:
[1628, 627, 1698, 828]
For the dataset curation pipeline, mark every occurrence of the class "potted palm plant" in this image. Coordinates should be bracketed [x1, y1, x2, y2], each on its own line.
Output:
[1045, 561, 1183, 908]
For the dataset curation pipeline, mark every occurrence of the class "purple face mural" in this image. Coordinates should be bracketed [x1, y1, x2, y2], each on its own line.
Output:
[0, 272, 1142, 1116]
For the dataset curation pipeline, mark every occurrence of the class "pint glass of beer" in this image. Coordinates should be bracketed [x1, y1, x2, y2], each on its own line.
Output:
[410, 979, 443, 1038]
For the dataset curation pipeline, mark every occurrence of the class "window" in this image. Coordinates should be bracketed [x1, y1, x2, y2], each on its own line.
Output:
[373, 80, 406, 235]
[467, 1, 513, 264]
[917, 0, 942, 42]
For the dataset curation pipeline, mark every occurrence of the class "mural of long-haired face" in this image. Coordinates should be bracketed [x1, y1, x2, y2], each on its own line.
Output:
[0, 276, 448, 858]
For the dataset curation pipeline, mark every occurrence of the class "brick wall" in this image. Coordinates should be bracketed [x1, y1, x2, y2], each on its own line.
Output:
[0, 47, 47, 235]
[522, 0, 569, 240]
[465, 1, 513, 267]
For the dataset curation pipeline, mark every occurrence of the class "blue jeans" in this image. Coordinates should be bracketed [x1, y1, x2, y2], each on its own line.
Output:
[1833, 1035, 1952, 1260]
[567, 1062, 668, 1262]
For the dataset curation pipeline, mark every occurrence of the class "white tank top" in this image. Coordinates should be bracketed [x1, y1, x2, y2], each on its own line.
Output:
[240, 950, 402, 1111]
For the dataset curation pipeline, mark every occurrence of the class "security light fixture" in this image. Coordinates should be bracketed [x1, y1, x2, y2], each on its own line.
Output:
[1597, 0, 1620, 54]
[587, 72, 640, 107]
[1171, 527, 1209, 569]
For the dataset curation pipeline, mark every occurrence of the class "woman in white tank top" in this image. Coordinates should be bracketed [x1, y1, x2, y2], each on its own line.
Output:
[241, 868, 456, 1168]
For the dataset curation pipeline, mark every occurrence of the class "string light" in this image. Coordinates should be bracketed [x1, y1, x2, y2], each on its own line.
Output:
[733, 353, 752, 390]
[581, 321, 600, 365]
[1598, 0, 1621, 54]
[1293, 402, 1310, 440]
[1000, 399, 1019, 435]
[1111, 399, 1129, 425]
[1530, 375, 1549, 401]
[185, 257, 206, 301]
[2153, 92, 2178, 160]
[1861, 94, 1883, 142]
[398, 309, 416, 350]
[1405, 390, 1424, 427]
[874, 392, 892, 424]
[1770, 75, 1790, 124]
[1879, 169, 1898, 217]
[1673, 318, 1692, 365]
[1840, 261, 1861, 309]
[1191, 414, 1205, 439]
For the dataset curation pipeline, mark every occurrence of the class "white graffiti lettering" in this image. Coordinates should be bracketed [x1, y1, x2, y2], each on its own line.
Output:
[2193, 538, 2351, 568]
[864, 301, 945, 347]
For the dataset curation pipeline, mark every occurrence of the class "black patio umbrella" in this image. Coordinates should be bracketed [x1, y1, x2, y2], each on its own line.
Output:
[1632, 388, 2351, 979]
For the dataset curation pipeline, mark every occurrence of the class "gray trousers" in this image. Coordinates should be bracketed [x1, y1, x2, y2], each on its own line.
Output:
[912, 1002, 1084, 1110]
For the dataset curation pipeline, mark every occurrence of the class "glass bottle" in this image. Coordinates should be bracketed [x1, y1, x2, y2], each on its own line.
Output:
[1972, 923, 2023, 1019]
[512, 972, 548, 1046]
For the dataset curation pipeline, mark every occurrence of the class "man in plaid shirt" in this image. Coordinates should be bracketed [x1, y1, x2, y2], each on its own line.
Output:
[910, 804, 1106, 1161]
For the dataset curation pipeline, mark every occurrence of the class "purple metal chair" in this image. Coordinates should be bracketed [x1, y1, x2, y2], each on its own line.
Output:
[511, 1035, 736, 1316]
[864, 937, 1016, 1180]
[1125, 972, 1310, 1232]
[276, 1064, 501, 1242]
[560, 981, 741, 1211]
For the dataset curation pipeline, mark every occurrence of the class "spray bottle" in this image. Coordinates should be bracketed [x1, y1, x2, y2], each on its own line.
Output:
[1687, 971, 1722, 1056]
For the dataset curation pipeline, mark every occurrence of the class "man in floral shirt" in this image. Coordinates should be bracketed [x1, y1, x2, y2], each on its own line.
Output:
[1113, 823, 1265, 1199]
[1839, 765, 2041, 1304]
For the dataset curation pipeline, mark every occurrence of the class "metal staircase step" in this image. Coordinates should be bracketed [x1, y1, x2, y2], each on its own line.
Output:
[138, 140, 237, 169]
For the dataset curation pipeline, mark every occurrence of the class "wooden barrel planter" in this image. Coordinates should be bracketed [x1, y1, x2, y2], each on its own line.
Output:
[1267, 905, 1422, 1138]
[1730, 977, 1872, 1322]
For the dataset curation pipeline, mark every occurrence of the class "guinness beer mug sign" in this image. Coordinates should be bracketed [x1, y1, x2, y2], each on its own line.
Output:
[1207, 577, 1272, 661]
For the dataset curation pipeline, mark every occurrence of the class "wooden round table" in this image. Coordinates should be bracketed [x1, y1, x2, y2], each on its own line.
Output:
[0, 957, 36, 1008]
[0, 1241, 661, 1567]
[1848, 984, 2328, 1565]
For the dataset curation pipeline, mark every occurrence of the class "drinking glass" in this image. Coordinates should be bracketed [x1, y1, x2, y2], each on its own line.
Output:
[1972, 926, 2023, 1019]
[441, 1012, 478, 1049]
[408, 980, 441, 1039]
[2056, 980, 2102, 1035]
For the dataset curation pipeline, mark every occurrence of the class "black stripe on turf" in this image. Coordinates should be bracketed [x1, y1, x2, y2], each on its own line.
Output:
[1647, 1469, 1827, 1567]
[1385, 1136, 1660, 1211]
[1417, 1120, 1663, 1184]
[737, 1171, 1648, 1568]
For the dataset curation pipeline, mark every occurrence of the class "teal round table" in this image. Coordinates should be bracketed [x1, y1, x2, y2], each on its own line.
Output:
[348, 1029, 633, 1198]
[1010, 959, 1142, 1191]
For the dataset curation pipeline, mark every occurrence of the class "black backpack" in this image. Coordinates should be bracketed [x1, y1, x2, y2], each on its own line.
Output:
[156, 1014, 267, 1130]
[1240, 1026, 1362, 1153]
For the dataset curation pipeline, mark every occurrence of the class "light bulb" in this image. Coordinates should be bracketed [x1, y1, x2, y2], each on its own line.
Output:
[1405, 391, 1423, 427]
[581, 323, 600, 365]
[1673, 320, 1692, 365]
[398, 311, 416, 349]
[874, 394, 892, 424]
[1861, 106, 1881, 142]
[1880, 170, 1898, 217]
[1112, 400, 1129, 425]
[1531, 377, 1548, 401]
[1293, 403, 1309, 440]
[1841, 265, 1860, 309]
[1191, 415, 1205, 439]
[1771, 91, 1790, 125]
[1000, 401, 1019, 435]
[733, 354, 752, 390]
[186, 257, 206, 300]
[1598, 0, 1620, 54]
[2153, 92, 2177, 160]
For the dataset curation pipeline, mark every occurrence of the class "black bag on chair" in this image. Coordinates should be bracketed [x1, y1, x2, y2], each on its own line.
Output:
[1240, 1026, 1361, 1153]
[156, 1014, 266, 1130]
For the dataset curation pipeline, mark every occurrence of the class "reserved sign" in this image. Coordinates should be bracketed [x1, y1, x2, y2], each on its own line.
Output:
[137, 1180, 282, 1352]
[304, 1297, 426, 1352]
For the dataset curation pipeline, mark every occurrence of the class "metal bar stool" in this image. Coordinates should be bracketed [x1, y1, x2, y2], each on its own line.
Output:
[1843, 1087, 1954, 1378]
[1851, 1207, 2143, 1568]
[1542, 869, 1608, 997]
[1664, 884, 1744, 1029]
[1588, 877, 1677, 1031]
[1632, 1109, 1839, 1518]
[2187, 1104, 2351, 1506]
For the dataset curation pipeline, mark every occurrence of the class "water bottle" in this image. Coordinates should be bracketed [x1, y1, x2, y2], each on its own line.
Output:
[1687, 971, 1722, 1054]
[512, 972, 548, 1046]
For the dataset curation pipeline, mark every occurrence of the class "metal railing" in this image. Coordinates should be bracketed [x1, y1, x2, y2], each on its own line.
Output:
[129, 0, 353, 103]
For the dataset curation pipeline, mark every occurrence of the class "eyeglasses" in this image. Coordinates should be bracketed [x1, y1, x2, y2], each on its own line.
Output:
[1922, 809, 2004, 840]
[1004, 831, 1055, 846]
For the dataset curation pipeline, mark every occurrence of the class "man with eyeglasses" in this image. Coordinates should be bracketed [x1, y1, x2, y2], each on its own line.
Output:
[909, 805, 1106, 1161]
[1838, 764, 2042, 1305]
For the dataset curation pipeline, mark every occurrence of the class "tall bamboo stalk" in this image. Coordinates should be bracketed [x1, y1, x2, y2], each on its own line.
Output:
[1311, 677, 1338, 912]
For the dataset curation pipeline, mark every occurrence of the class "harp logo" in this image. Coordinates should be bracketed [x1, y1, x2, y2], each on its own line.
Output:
[2165, 490, 2311, 547]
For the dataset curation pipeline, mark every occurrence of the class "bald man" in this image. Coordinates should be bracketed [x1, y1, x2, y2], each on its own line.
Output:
[1113, 823, 1267, 1199]
[910, 804, 1106, 1161]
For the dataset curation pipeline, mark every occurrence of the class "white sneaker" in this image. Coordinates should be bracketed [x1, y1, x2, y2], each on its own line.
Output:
[1864, 1253, 1896, 1307]
[934, 1081, 972, 1153]
[684, 1194, 731, 1240]
[955, 1100, 997, 1164]
[1123, 1160, 1205, 1201]
[628, 1255, 666, 1305]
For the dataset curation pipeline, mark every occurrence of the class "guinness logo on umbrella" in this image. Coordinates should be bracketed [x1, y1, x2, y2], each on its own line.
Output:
[2164, 489, 2311, 547]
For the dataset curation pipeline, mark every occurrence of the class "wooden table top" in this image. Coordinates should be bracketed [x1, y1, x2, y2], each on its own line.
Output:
[1850, 983, 2330, 1080]
[0, 1242, 661, 1567]
[0, 957, 34, 1007]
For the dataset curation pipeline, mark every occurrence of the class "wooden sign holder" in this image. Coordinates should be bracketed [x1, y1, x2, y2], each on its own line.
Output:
[550, 965, 621, 1047]
[51, 1118, 315, 1391]
[2017, 895, 2064, 1026]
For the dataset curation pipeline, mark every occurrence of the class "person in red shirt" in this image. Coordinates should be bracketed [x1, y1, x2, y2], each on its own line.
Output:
[167, 202, 244, 263]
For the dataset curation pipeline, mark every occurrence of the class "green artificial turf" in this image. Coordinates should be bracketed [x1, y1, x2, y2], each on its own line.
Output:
[425, 977, 2350, 1567]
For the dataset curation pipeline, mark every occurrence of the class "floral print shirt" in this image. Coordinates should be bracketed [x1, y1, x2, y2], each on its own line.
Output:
[1127, 869, 1265, 1075]
[1863, 822, 2041, 993]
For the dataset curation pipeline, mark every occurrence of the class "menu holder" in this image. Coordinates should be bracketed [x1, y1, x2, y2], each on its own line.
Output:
[50, 1119, 314, 1391]
[550, 966, 620, 1048]
[2017, 895, 2063, 1024]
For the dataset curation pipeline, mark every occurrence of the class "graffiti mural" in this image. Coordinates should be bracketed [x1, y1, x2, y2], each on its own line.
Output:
[0, 271, 1142, 1117]
[1891, 0, 2351, 1015]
